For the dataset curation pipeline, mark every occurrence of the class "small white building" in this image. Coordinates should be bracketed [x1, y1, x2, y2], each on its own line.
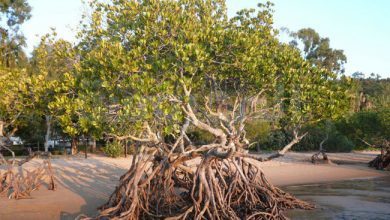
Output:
[9, 136, 23, 145]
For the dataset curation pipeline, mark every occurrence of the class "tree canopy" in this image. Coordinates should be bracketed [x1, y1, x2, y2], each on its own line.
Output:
[49, 0, 348, 147]
[291, 28, 347, 74]
[0, 0, 31, 68]
[0, 0, 371, 219]
[62, 1, 350, 218]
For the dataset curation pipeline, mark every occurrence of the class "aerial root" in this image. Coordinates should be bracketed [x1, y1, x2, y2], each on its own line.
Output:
[311, 151, 332, 164]
[0, 150, 57, 199]
[88, 152, 314, 220]
[369, 145, 390, 170]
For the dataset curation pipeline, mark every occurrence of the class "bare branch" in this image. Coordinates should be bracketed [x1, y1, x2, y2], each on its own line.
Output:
[250, 89, 266, 113]
[359, 138, 375, 148]
[277, 130, 307, 156]
[237, 129, 307, 162]
[182, 143, 221, 156]
[183, 102, 228, 146]
[0, 145, 16, 166]
[108, 122, 159, 144]
[204, 96, 229, 123]
[319, 134, 329, 151]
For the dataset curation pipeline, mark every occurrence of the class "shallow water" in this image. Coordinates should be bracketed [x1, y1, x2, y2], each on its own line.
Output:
[284, 176, 390, 220]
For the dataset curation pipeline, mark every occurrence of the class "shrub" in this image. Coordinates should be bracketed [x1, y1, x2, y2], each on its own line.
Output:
[126, 145, 136, 155]
[257, 121, 354, 153]
[187, 129, 214, 145]
[103, 141, 124, 158]
[294, 123, 354, 152]
[0, 145, 29, 156]
[254, 130, 289, 151]
[52, 149, 66, 155]
[336, 110, 388, 149]
[246, 120, 271, 151]
[323, 132, 354, 152]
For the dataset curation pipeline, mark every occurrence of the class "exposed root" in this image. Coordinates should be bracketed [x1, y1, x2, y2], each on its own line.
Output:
[86, 149, 314, 220]
[0, 146, 57, 199]
[311, 135, 332, 164]
[369, 142, 390, 170]
[311, 151, 332, 164]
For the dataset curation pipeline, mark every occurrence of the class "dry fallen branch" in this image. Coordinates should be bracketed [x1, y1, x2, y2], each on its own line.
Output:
[0, 145, 57, 199]
[311, 134, 332, 164]
[368, 140, 390, 170]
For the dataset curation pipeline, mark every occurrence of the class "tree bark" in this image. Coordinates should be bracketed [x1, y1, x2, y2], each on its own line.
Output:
[44, 115, 52, 152]
[311, 134, 331, 164]
[71, 137, 78, 155]
[368, 140, 390, 170]
[124, 140, 128, 157]
[84, 136, 88, 159]
[91, 137, 96, 153]
[0, 121, 5, 146]
[0, 121, 4, 137]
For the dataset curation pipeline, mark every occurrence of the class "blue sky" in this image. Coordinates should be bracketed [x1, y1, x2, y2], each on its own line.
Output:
[21, 0, 390, 78]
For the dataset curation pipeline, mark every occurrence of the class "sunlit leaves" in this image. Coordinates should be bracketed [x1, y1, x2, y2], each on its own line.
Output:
[48, 0, 349, 140]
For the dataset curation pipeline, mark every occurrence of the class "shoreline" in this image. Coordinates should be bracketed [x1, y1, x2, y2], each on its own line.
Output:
[283, 175, 383, 187]
[0, 152, 388, 220]
[262, 163, 386, 187]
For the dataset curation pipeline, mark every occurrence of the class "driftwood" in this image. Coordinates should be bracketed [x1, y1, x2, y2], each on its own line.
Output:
[0, 145, 57, 199]
[311, 134, 332, 164]
[368, 140, 390, 170]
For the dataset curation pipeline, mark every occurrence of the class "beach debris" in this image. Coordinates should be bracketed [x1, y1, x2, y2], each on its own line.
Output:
[311, 134, 332, 164]
[369, 140, 390, 170]
[0, 145, 57, 199]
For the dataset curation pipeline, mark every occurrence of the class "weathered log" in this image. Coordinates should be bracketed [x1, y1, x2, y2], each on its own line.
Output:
[368, 142, 390, 170]
[311, 134, 332, 164]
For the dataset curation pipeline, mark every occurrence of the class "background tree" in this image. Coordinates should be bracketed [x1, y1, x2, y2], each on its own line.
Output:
[0, 0, 33, 148]
[352, 71, 364, 79]
[291, 28, 347, 74]
[0, 0, 31, 68]
[24, 33, 75, 152]
[0, 67, 35, 144]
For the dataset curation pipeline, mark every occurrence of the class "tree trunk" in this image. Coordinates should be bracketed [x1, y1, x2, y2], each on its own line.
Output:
[369, 141, 390, 170]
[311, 134, 331, 164]
[91, 138, 96, 153]
[0, 121, 4, 137]
[84, 136, 88, 159]
[71, 137, 78, 155]
[0, 121, 5, 146]
[124, 140, 128, 157]
[44, 115, 52, 152]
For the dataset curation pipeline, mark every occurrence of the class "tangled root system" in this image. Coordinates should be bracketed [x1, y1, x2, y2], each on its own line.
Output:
[0, 148, 56, 199]
[85, 150, 313, 220]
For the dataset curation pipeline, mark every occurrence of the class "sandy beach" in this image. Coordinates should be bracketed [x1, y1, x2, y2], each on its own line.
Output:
[0, 151, 387, 220]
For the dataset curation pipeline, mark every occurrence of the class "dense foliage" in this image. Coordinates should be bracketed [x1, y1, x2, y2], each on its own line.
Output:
[102, 140, 124, 158]
[1, 1, 387, 218]
[1, 0, 386, 155]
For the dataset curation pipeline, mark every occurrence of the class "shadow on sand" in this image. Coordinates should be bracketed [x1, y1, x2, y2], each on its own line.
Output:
[51, 155, 129, 220]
